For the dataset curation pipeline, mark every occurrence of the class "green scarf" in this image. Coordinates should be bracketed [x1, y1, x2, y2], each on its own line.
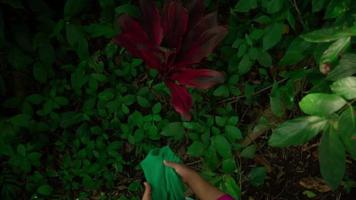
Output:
[140, 146, 185, 200]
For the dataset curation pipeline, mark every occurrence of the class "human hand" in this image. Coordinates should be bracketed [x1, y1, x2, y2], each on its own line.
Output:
[163, 160, 198, 184]
[141, 182, 151, 200]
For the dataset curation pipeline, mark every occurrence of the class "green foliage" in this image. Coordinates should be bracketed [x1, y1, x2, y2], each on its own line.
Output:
[1, 0, 356, 199]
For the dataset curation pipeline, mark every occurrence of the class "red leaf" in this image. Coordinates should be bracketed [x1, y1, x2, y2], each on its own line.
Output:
[166, 81, 192, 120]
[139, 0, 163, 45]
[170, 68, 225, 89]
[176, 26, 228, 66]
[162, 1, 189, 52]
[182, 12, 218, 53]
[114, 14, 163, 69]
[186, 0, 205, 28]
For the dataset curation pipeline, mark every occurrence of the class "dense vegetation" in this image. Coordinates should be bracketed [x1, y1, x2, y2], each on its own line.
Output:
[0, 0, 355, 199]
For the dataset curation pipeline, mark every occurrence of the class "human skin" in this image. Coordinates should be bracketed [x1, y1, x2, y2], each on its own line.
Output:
[141, 160, 226, 200]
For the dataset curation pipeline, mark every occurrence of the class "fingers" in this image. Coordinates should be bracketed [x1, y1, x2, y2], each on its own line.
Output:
[142, 182, 151, 200]
[163, 160, 180, 169]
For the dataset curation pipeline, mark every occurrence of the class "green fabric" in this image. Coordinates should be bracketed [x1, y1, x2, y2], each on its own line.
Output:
[140, 146, 185, 200]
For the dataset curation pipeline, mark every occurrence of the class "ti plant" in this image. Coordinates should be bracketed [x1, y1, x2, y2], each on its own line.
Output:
[114, 0, 227, 120]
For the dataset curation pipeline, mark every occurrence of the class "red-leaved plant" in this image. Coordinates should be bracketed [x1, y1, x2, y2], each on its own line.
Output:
[114, 0, 228, 120]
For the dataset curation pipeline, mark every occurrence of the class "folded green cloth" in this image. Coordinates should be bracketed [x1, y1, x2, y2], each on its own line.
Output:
[140, 146, 185, 200]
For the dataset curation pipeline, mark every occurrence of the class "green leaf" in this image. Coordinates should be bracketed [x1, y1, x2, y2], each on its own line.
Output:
[257, 50, 272, 68]
[85, 23, 116, 38]
[33, 62, 47, 83]
[327, 54, 356, 81]
[211, 135, 232, 159]
[238, 54, 253, 75]
[318, 127, 346, 189]
[152, 103, 162, 114]
[279, 38, 311, 65]
[299, 93, 346, 116]
[270, 83, 284, 117]
[312, 0, 326, 12]
[338, 107, 356, 159]
[319, 37, 350, 72]
[64, 0, 88, 17]
[10, 114, 31, 127]
[66, 23, 89, 59]
[248, 167, 267, 187]
[225, 125, 243, 140]
[268, 116, 327, 147]
[222, 158, 236, 173]
[240, 145, 256, 159]
[98, 90, 114, 101]
[137, 96, 150, 108]
[324, 0, 350, 19]
[263, 23, 284, 50]
[115, 4, 140, 17]
[266, 0, 283, 14]
[187, 141, 205, 157]
[234, 0, 257, 12]
[222, 176, 241, 199]
[330, 77, 356, 100]
[37, 185, 53, 196]
[161, 122, 184, 140]
[301, 26, 356, 43]
[213, 85, 229, 97]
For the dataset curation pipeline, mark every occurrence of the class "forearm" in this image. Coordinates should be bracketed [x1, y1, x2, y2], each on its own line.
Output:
[186, 172, 225, 200]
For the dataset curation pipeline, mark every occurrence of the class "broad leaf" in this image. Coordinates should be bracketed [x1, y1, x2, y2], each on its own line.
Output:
[338, 107, 356, 159]
[187, 141, 205, 157]
[319, 37, 350, 72]
[279, 38, 311, 65]
[299, 93, 346, 116]
[64, 0, 88, 17]
[263, 23, 284, 50]
[312, 0, 326, 12]
[319, 127, 346, 190]
[330, 76, 356, 100]
[266, 0, 283, 14]
[301, 26, 356, 43]
[268, 116, 327, 147]
[327, 54, 356, 81]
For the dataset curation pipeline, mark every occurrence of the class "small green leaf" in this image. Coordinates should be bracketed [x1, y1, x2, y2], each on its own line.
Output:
[222, 158, 236, 173]
[248, 167, 267, 187]
[161, 122, 184, 140]
[98, 90, 114, 101]
[37, 185, 53, 196]
[327, 54, 356, 81]
[240, 145, 256, 159]
[225, 125, 243, 140]
[213, 85, 229, 97]
[299, 93, 346, 116]
[10, 114, 31, 127]
[234, 0, 257, 12]
[257, 50, 272, 67]
[222, 176, 241, 199]
[187, 141, 205, 157]
[266, 0, 283, 14]
[330, 76, 356, 100]
[212, 135, 232, 159]
[324, 0, 350, 19]
[64, 0, 88, 17]
[85, 23, 116, 38]
[301, 26, 356, 43]
[115, 4, 140, 17]
[137, 96, 150, 108]
[319, 127, 346, 189]
[238, 54, 253, 75]
[152, 103, 162, 114]
[33, 62, 47, 83]
[268, 116, 327, 147]
[263, 23, 284, 50]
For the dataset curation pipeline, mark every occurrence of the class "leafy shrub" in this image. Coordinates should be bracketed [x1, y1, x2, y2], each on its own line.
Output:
[0, 0, 355, 199]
